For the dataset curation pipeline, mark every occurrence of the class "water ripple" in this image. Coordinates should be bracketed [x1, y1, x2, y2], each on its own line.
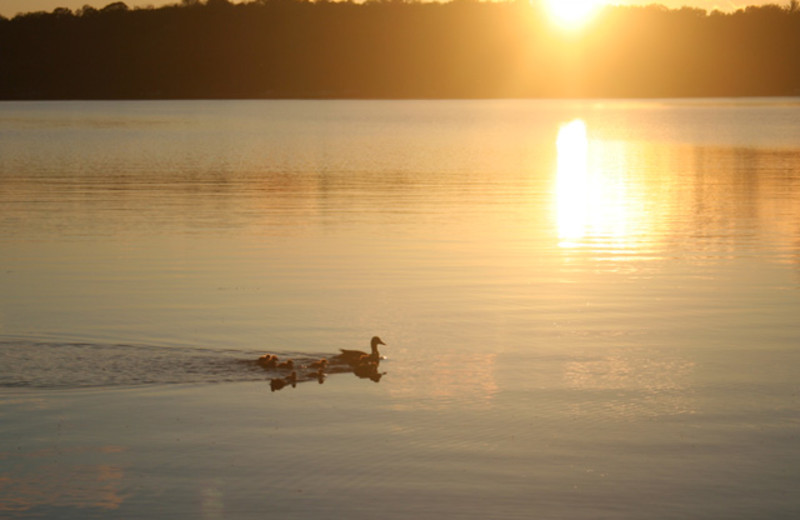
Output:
[0, 339, 324, 389]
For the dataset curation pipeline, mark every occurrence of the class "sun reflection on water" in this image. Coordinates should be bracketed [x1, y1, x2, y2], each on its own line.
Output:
[554, 119, 645, 253]
[555, 119, 590, 244]
[388, 349, 499, 410]
[563, 351, 696, 417]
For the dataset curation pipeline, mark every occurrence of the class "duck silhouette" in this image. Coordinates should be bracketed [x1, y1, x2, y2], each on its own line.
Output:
[333, 336, 386, 366]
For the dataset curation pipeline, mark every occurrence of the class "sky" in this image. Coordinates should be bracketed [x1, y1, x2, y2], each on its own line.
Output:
[0, 0, 785, 18]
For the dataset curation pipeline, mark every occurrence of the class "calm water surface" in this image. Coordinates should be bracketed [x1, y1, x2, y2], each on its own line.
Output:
[1, 99, 799, 518]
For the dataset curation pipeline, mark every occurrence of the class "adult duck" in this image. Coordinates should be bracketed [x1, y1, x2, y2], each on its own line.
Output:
[333, 336, 386, 366]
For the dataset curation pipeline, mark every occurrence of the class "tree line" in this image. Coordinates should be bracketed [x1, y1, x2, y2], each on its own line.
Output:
[1, 0, 799, 99]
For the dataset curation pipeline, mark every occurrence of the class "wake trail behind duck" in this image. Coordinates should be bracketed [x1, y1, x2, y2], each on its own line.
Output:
[0, 339, 324, 389]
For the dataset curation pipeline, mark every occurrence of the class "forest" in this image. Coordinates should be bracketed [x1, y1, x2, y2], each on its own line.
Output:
[1, 0, 799, 99]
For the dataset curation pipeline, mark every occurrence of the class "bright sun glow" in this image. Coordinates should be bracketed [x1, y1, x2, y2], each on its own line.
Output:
[545, 0, 603, 29]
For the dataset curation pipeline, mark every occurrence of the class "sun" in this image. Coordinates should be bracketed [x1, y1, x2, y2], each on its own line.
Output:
[544, 0, 604, 30]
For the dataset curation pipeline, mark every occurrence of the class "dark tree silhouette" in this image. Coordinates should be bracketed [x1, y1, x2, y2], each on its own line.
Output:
[1, 1, 799, 99]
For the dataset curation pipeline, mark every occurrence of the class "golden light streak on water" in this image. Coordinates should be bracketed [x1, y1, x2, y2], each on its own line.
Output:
[554, 119, 649, 255]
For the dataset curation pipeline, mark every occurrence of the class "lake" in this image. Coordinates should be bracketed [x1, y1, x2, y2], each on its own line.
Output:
[1, 99, 799, 519]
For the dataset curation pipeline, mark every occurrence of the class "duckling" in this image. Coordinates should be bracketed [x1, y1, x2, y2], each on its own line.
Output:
[276, 359, 294, 370]
[270, 378, 287, 392]
[309, 359, 328, 370]
[257, 354, 278, 369]
[334, 336, 386, 366]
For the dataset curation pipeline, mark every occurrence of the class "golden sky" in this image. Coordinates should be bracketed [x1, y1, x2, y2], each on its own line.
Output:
[0, 0, 785, 18]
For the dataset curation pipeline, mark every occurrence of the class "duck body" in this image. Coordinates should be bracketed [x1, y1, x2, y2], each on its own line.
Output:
[333, 336, 386, 366]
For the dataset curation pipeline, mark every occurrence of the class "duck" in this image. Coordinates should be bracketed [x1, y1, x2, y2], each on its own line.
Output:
[333, 336, 386, 366]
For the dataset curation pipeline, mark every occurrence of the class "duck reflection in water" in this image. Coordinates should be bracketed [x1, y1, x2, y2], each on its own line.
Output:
[256, 336, 387, 392]
[353, 359, 384, 382]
